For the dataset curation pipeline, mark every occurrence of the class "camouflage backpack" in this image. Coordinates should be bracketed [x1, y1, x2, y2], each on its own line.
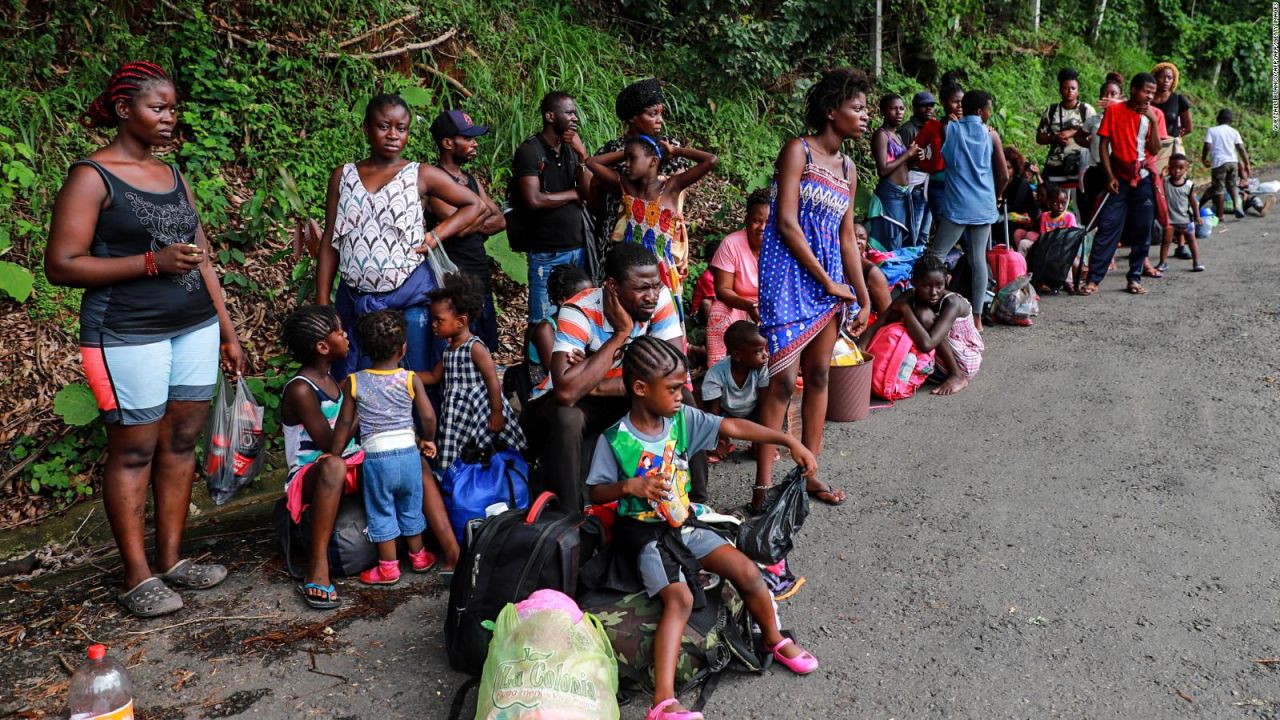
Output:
[579, 577, 764, 700]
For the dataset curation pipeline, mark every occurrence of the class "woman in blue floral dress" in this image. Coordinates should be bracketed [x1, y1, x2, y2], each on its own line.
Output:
[753, 69, 873, 510]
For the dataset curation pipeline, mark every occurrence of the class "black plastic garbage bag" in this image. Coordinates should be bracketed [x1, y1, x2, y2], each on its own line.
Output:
[736, 467, 810, 565]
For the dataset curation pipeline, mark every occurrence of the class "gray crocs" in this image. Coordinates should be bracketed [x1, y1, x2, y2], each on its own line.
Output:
[158, 559, 228, 590]
[119, 577, 184, 617]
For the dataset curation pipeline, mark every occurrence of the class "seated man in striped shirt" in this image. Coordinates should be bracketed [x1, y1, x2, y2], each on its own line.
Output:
[521, 243, 706, 509]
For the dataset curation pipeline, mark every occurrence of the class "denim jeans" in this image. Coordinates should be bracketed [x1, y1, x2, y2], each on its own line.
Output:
[466, 272, 499, 352]
[527, 248, 586, 324]
[1088, 175, 1155, 284]
[334, 299, 444, 381]
[872, 179, 913, 251]
[927, 176, 948, 233]
[911, 182, 931, 245]
[362, 445, 426, 543]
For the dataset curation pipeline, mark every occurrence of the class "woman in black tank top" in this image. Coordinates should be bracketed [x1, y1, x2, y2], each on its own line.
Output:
[46, 62, 246, 617]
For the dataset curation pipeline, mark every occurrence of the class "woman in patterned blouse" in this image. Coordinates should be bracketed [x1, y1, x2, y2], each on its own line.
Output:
[315, 93, 486, 380]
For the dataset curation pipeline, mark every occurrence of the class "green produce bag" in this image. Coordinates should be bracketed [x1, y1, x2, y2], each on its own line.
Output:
[475, 600, 619, 720]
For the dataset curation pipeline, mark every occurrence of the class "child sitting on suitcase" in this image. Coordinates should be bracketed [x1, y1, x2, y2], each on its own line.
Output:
[330, 310, 439, 586]
[877, 255, 984, 396]
[586, 336, 820, 720]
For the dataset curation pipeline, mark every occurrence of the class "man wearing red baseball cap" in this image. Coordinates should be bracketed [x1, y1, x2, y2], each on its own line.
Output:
[426, 110, 506, 350]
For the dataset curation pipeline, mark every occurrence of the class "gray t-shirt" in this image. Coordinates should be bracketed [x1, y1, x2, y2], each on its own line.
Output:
[1165, 178, 1195, 225]
[701, 358, 769, 418]
[586, 406, 722, 487]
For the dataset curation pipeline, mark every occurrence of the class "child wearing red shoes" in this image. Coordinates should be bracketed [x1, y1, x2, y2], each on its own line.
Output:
[330, 310, 438, 585]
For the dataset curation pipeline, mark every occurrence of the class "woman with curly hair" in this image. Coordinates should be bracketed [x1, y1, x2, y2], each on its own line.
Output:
[751, 68, 874, 510]
[1151, 62, 1193, 175]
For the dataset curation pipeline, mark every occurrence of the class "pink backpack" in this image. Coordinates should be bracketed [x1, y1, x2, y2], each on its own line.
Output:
[868, 323, 936, 400]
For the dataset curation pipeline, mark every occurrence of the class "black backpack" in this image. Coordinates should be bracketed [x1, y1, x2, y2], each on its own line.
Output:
[1026, 227, 1089, 293]
[273, 493, 377, 579]
[444, 491, 602, 675]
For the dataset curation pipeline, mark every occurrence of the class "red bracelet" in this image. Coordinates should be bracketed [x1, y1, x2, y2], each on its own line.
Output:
[144, 251, 158, 276]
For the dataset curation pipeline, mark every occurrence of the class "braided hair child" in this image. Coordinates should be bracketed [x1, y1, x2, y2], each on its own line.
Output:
[282, 306, 461, 603]
[586, 336, 821, 720]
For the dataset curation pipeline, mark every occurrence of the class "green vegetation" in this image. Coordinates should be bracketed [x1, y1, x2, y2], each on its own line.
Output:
[0, 0, 1272, 508]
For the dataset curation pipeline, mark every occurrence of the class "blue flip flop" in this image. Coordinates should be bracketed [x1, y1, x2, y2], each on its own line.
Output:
[297, 582, 341, 610]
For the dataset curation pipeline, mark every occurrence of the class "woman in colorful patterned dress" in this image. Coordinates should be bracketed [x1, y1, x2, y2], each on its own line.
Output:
[314, 93, 486, 380]
[585, 135, 718, 312]
[752, 68, 874, 511]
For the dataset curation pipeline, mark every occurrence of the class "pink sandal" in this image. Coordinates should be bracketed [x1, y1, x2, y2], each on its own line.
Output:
[359, 561, 401, 585]
[646, 698, 703, 720]
[766, 637, 819, 674]
[409, 549, 437, 573]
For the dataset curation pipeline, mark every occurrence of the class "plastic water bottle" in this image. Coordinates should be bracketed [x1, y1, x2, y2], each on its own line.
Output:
[204, 433, 229, 476]
[69, 644, 134, 719]
[231, 400, 263, 477]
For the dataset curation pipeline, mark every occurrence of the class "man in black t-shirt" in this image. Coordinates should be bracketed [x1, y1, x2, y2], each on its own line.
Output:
[511, 91, 590, 324]
[427, 110, 505, 350]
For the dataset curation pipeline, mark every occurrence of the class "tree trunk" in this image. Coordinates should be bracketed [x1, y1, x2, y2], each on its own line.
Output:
[873, 0, 883, 78]
[1032, 0, 1041, 32]
[1092, 0, 1107, 41]
[1211, 59, 1222, 87]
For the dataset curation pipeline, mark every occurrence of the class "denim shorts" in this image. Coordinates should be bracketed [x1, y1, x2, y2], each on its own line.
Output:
[361, 446, 426, 543]
[638, 526, 728, 597]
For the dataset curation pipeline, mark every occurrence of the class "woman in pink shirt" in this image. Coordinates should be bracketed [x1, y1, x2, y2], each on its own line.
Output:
[705, 188, 770, 366]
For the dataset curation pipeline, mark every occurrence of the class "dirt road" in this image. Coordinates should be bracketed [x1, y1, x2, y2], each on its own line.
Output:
[3, 192, 1278, 719]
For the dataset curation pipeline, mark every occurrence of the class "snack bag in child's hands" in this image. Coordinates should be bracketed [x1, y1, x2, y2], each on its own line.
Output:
[651, 443, 690, 527]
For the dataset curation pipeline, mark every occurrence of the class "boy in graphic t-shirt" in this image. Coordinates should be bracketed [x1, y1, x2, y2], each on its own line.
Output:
[586, 336, 819, 720]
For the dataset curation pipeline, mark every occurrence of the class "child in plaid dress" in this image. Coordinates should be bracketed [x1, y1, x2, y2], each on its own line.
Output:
[421, 275, 526, 469]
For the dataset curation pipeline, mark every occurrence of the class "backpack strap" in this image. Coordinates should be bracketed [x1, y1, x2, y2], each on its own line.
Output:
[447, 677, 480, 720]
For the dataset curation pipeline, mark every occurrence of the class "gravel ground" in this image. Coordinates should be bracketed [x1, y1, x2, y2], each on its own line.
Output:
[3, 189, 1278, 719]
